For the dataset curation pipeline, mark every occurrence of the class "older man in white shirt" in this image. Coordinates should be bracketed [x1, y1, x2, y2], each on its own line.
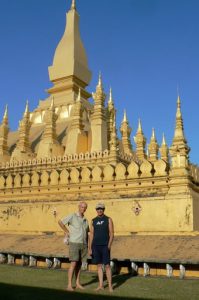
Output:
[58, 201, 89, 291]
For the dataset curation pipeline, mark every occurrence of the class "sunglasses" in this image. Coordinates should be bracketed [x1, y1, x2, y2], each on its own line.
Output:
[96, 208, 104, 211]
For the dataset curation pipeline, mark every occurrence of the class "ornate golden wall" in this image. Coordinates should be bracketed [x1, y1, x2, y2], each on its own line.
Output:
[0, 154, 199, 235]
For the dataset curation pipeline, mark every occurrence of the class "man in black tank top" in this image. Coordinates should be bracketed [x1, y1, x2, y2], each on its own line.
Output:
[89, 203, 114, 292]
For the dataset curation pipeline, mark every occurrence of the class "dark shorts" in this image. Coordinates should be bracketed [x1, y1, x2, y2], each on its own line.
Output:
[92, 245, 110, 265]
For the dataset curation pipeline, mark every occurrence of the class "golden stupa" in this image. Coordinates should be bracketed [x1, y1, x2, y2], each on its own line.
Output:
[0, 0, 198, 244]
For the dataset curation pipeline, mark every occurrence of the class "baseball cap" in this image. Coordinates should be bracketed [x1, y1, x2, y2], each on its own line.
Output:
[95, 203, 105, 210]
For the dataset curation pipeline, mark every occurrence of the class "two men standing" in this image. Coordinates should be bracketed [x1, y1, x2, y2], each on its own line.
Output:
[58, 202, 114, 292]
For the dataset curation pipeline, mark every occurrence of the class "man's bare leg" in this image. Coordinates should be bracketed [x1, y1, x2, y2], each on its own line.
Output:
[75, 262, 85, 289]
[95, 264, 104, 291]
[67, 261, 77, 291]
[105, 264, 113, 292]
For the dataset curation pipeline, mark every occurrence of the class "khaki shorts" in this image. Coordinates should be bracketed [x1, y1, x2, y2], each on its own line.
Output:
[69, 242, 88, 262]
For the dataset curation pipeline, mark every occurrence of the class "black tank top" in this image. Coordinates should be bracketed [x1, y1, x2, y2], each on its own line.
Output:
[92, 215, 109, 246]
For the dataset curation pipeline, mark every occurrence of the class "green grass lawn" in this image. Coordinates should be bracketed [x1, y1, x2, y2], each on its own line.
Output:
[0, 264, 199, 300]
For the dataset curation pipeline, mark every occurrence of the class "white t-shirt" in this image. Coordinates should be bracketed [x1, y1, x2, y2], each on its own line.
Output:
[61, 213, 89, 244]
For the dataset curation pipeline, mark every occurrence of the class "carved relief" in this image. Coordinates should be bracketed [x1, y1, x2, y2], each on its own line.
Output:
[132, 201, 142, 216]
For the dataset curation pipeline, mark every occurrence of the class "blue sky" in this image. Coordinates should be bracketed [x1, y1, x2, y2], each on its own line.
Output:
[0, 0, 198, 164]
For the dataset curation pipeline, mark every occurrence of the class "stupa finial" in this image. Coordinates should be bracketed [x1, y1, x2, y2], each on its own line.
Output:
[123, 110, 127, 123]
[137, 118, 142, 133]
[152, 128, 155, 139]
[71, 0, 76, 10]
[109, 87, 113, 104]
[162, 133, 166, 145]
[24, 100, 29, 116]
[177, 95, 181, 113]
[98, 71, 102, 87]
[3, 105, 8, 120]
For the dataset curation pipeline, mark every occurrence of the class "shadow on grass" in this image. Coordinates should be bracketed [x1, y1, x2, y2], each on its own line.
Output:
[112, 273, 133, 289]
[82, 272, 132, 290]
[0, 282, 151, 300]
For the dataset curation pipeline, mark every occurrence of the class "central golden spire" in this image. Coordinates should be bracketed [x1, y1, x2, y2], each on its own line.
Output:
[48, 0, 91, 86]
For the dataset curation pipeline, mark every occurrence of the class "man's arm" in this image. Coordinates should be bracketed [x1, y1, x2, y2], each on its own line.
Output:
[108, 218, 114, 250]
[88, 221, 94, 255]
[58, 219, 69, 234]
